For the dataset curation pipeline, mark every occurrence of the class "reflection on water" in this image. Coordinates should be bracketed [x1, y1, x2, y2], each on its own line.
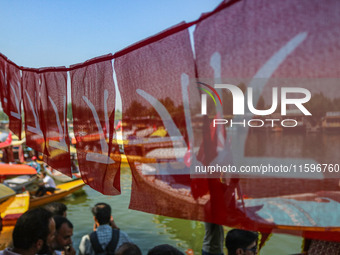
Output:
[153, 216, 205, 252]
[59, 190, 88, 206]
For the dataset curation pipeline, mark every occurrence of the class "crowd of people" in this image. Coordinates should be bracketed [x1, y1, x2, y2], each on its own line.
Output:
[0, 201, 261, 255]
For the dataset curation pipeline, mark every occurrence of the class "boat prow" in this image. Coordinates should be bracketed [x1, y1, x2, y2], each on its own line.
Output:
[29, 179, 85, 208]
[0, 184, 16, 212]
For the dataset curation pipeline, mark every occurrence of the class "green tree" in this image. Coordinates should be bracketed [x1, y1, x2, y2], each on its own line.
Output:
[332, 97, 340, 111]
[0, 111, 8, 121]
[304, 92, 333, 122]
[115, 109, 122, 120]
[159, 97, 175, 113]
[125, 100, 147, 117]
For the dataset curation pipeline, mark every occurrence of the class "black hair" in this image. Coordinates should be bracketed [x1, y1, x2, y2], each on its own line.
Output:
[91, 202, 111, 225]
[44, 202, 67, 216]
[53, 215, 73, 231]
[225, 229, 258, 255]
[147, 244, 184, 255]
[12, 208, 53, 250]
[115, 242, 142, 255]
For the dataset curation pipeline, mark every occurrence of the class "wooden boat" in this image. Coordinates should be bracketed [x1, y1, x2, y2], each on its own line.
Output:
[45, 167, 80, 183]
[3, 175, 38, 193]
[321, 112, 340, 132]
[0, 164, 38, 193]
[130, 162, 340, 242]
[29, 179, 85, 208]
[0, 191, 29, 250]
[129, 163, 207, 221]
[45, 165, 82, 183]
[0, 164, 37, 182]
[1, 191, 30, 226]
[118, 135, 186, 164]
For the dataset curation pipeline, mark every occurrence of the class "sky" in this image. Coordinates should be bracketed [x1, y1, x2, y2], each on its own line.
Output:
[0, 1, 221, 68]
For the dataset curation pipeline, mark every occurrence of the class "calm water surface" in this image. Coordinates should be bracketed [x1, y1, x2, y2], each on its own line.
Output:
[61, 166, 303, 255]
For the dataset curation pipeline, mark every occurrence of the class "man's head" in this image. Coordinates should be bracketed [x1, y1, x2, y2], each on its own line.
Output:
[91, 203, 111, 225]
[12, 208, 55, 254]
[225, 229, 258, 255]
[45, 202, 68, 217]
[51, 215, 73, 251]
[147, 244, 184, 255]
[116, 243, 142, 255]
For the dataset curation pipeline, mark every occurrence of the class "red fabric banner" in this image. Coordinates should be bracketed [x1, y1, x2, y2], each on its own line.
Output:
[40, 69, 72, 176]
[22, 71, 45, 153]
[0, 55, 9, 114]
[7, 63, 22, 139]
[194, 0, 340, 239]
[70, 55, 120, 195]
[115, 26, 201, 220]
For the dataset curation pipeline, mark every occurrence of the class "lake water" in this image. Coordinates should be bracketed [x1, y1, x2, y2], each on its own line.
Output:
[62, 166, 304, 255]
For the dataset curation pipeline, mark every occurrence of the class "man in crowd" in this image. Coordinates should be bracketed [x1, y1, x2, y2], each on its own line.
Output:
[79, 202, 132, 255]
[225, 229, 258, 255]
[115, 243, 142, 255]
[148, 244, 184, 255]
[0, 208, 55, 255]
[45, 202, 68, 217]
[50, 215, 76, 255]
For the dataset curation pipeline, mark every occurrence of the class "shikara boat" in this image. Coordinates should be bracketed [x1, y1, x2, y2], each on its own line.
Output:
[0, 191, 30, 249]
[3, 175, 38, 193]
[0, 164, 38, 193]
[45, 167, 81, 183]
[29, 179, 85, 208]
[0, 163, 37, 180]
[129, 163, 207, 221]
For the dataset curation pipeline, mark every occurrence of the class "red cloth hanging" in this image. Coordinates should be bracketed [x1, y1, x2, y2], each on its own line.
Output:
[0, 55, 9, 115]
[7, 63, 22, 139]
[40, 68, 72, 177]
[115, 25, 204, 220]
[22, 71, 45, 153]
[70, 55, 120, 195]
[194, 0, 340, 239]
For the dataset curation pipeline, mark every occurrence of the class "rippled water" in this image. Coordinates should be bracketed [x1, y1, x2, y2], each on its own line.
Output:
[61, 166, 303, 255]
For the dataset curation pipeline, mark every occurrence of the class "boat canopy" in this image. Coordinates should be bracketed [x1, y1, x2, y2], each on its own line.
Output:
[0, 164, 37, 176]
[0, 184, 16, 204]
